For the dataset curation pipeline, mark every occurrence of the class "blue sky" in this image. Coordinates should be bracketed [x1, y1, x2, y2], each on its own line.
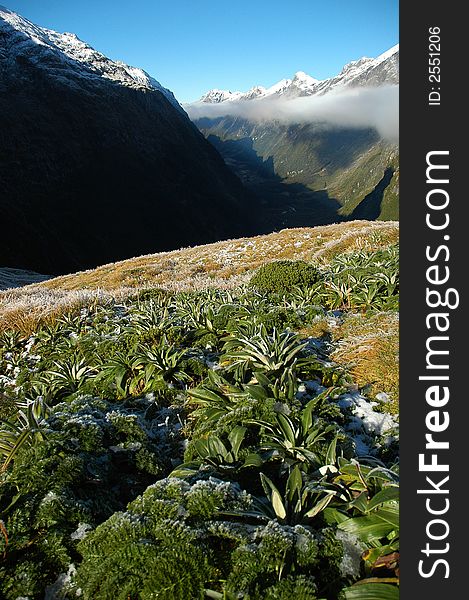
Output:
[4, 1, 398, 102]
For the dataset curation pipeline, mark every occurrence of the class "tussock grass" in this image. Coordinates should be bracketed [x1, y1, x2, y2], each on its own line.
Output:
[0, 288, 128, 336]
[1, 221, 398, 337]
[331, 311, 399, 413]
[312, 224, 398, 262]
[299, 311, 399, 413]
[299, 316, 333, 340]
[37, 221, 398, 291]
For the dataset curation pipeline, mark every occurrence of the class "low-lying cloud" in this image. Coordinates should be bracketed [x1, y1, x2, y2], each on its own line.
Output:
[186, 85, 399, 142]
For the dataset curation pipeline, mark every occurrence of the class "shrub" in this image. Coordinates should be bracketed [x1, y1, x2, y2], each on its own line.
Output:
[0, 396, 184, 599]
[72, 477, 343, 600]
[0, 271, 399, 598]
[256, 307, 302, 332]
[250, 261, 321, 294]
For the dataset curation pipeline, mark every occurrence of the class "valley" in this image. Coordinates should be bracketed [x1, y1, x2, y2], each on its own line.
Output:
[1, 5, 398, 275]
[189, 47, 399, 226]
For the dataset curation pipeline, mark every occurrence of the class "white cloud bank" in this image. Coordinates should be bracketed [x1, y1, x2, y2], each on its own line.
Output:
[186, 85, 399, 142]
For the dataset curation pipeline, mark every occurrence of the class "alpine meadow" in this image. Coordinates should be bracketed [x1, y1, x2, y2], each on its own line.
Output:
[0, 3, 399, 599]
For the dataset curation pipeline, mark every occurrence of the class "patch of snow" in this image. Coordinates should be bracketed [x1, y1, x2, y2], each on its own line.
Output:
[338, 392, 397, 436]
[70, 523, 92, 541]
[336, 530, 367, 578]
[376, 391, 391, 404]
[352, 434, 372, 457]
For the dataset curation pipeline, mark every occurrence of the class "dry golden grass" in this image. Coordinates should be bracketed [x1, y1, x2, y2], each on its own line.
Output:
[0, 220, 398, 336]
[0, 289, 129, 336]
[312, 224, 399, 262]
[331, 311, 399, 413]
[299, 311, 399, 412]
[299, 316, 333, 340]
[38, 220, 397, 291]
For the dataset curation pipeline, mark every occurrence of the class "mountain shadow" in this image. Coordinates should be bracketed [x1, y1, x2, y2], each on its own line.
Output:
[197, 116, 381, 186]
[349, 168, 395, 220]
[0, 20, 261, 275]
[206, 135, 345, 231]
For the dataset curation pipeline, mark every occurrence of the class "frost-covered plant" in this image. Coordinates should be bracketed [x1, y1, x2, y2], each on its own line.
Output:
[72, 477, 344, 600]
[131, 343, 191, 386]
[221, 326, 309, 390]
[97, 350, 144, 398]
[40, 358, 95, 399]
[318, 246, 399, 311]
[0, 395, 184, 599]
[249, 400, 340, 472]
[0, 250, 399, 599]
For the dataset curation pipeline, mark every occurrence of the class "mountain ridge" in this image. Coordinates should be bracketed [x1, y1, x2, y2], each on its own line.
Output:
[0, 6, 260, 275]
[197, 44, 399, 103]
[0, 5, 180, 108]
[190, 45, 399, 224]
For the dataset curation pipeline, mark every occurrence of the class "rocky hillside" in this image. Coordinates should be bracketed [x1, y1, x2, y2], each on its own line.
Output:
[0, 7, 259, 275]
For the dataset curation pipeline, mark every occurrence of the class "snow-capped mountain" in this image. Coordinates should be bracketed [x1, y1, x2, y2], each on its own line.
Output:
[0, 5, 180, 109]
[199, 71, 321, 103]
[200, 89, 243, 103]
[313, 44, 399, 94]
[192, 45, 399, 225]
[199, 44, 399, 103]
[0, 6, 258, 274]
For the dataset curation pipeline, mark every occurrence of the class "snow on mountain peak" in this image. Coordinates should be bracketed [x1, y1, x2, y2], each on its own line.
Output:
[200, 89, 242, 103]
[293, 71, 320, 84]
[196, 44, 398, 104]
[340, 56, 373, 75]
[0, 6, 180, 109]
[244, 85, 267, 98]
[375, 43, 399, 63]
[338, 45, 398, 79]
[264, 78, 292, 96]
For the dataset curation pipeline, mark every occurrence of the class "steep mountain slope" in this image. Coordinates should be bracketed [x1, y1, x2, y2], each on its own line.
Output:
[190, 46, 399, 223]
[0, 7, 259, 275]
[0, 267, 50, 290]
